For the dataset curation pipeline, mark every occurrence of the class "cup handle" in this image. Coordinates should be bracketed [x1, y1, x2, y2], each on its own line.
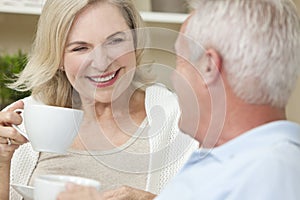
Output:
[12, 109, 29, 141]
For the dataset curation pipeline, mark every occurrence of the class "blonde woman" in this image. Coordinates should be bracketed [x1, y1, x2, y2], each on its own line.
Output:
[0, 0, 198, 199]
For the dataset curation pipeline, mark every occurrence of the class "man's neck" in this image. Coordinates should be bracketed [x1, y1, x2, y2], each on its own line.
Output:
[199, 101, 286, 148]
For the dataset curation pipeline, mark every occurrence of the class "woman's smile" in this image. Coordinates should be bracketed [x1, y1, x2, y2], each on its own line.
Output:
[86, 68, 122, 88]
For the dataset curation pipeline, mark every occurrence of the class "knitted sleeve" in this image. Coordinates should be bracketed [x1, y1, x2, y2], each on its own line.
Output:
[9, 97, 40, 200]
[144, 84, 199, 194]
[10, 144, 39, 200]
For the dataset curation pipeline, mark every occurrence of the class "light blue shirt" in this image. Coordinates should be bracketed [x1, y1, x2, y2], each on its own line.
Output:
[155, 121, 300, 200]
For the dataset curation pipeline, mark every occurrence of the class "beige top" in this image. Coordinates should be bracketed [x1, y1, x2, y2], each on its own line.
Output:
[10, 85, 199, 200]
[29, 119, 150, 192]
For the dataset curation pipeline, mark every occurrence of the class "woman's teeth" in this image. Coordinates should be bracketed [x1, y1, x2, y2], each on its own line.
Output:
[90, 73, 116, 83]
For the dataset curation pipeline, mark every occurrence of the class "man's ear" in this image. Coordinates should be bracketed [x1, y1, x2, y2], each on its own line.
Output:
[198, 48, 222, 85]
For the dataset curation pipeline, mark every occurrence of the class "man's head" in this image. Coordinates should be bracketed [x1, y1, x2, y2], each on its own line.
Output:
[173, 0, 300, 146]
[173, 14, 226, 146]
[185, 0, 300, 108]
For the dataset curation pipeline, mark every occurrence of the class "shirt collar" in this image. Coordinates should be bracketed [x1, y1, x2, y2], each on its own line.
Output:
[194, 120, 300, 162]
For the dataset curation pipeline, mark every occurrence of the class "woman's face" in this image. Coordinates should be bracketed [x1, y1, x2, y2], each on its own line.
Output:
[64, 2, 136, 103]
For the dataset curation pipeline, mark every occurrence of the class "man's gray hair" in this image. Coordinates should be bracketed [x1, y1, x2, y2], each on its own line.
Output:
[186, 0, 300, 108]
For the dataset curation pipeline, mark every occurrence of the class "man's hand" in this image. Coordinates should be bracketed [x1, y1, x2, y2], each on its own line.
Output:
[57, 184, 157, 200]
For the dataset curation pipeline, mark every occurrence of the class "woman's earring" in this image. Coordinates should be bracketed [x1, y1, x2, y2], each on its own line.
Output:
[60, 66, 65, 71]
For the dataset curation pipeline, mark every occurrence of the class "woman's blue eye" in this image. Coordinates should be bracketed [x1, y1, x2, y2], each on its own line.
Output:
[72, 47, 87, 52]
[107, 38, 124, 45]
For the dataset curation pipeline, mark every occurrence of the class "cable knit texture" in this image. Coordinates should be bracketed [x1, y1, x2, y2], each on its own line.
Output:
[9, 84, 198, 199]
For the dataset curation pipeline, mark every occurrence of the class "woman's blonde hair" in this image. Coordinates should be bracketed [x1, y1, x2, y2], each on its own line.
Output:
[9, 0, 146, 107]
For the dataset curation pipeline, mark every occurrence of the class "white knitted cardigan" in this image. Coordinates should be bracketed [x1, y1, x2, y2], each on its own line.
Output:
[9, 84, 198, 200]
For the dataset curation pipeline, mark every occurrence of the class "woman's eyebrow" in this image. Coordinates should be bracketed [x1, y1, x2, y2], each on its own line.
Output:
[106, 31, 126, 40]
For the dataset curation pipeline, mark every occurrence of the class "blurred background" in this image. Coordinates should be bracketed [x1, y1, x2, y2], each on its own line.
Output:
[0, 0, 299, 124]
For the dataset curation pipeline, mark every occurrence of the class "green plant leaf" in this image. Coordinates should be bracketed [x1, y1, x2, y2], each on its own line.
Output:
[0, 50, 31, 109]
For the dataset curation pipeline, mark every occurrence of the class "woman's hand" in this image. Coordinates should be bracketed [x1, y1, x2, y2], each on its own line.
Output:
[0, 100, 28, 165]
[0, 100, 28, 200]
[57, 184, 157, 200]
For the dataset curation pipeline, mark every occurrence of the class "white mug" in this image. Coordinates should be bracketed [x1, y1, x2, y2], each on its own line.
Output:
[34, 174, 101, 200]
[13, 104, 83, 154]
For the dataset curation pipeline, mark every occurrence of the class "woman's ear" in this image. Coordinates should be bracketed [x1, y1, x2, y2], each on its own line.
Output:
[198, 48, 222, 85]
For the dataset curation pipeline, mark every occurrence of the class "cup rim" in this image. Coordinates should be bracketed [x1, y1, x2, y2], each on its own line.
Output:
[24, 104, 83, 113]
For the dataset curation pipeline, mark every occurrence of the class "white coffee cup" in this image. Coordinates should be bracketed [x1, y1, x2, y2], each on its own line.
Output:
[13, 104, 83, 154]
[34, 174, 101, 200]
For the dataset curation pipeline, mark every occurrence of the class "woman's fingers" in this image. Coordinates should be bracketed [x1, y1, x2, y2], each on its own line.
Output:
[0, 111, 23, 126]
[0, 101, 24, 164]
[4, 100, 24, 112]
[0, 126, 27, 144]
[0, 101, 27, 145]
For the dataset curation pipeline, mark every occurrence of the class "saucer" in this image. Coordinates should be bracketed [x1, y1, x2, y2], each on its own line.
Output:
[11, 183, 34, 200]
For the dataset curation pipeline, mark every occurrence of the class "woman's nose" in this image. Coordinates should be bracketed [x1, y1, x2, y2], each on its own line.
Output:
[89, 45, 110, 71]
